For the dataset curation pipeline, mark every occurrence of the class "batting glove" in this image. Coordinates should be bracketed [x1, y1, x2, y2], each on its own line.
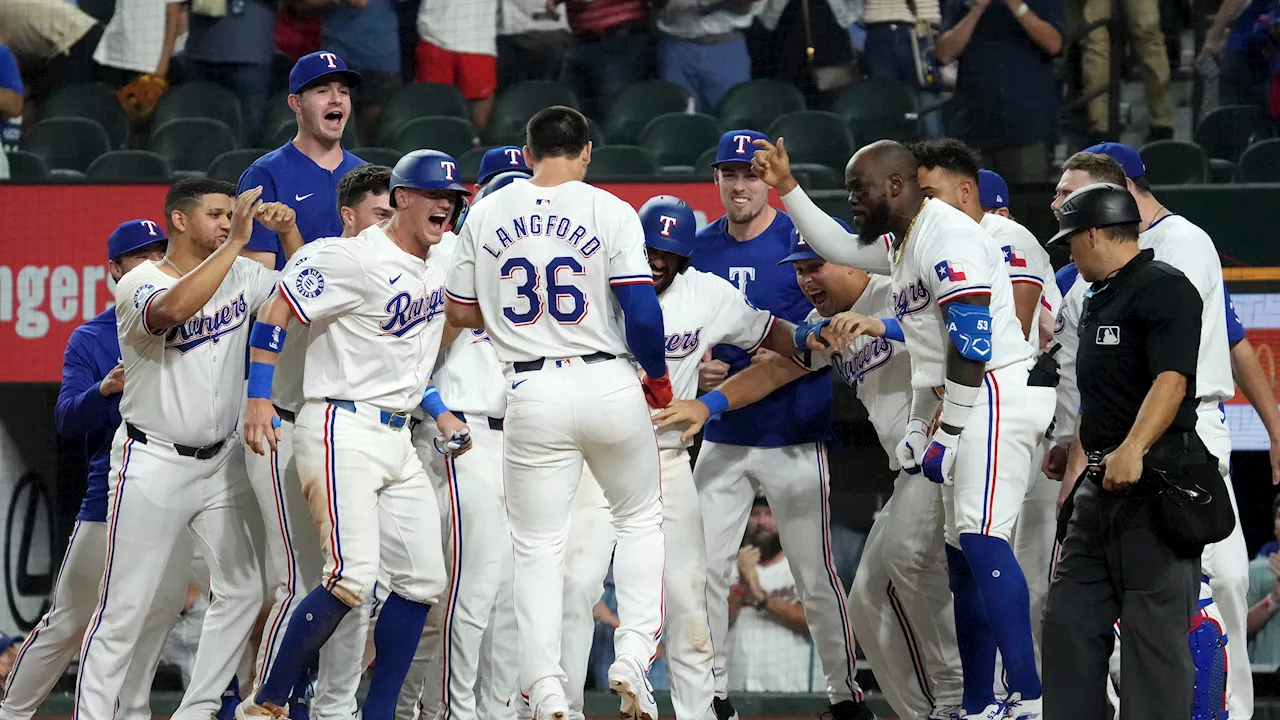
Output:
[895, 418, 930, 475]
[642, 375, 674, 409]
[922, 428, 960, 486]
[444, 428, 472, 454]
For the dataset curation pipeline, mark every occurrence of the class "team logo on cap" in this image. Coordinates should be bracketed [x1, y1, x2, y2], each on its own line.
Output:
[139, 220, 160, 236]
[296, 268, 325, 298]
[319, 52, 339, 69]
[658, 216, 678, 237]
[440, 161, 457, 181]
[505, 148, 523, 165]
[733, 135, 754, 155]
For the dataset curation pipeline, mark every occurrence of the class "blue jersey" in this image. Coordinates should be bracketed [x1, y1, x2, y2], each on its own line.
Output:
[691, 212, 832, 447]
[1224, 286, 1246, 346]
[54, 308, 122, 523]
[238, 141, 365, 269]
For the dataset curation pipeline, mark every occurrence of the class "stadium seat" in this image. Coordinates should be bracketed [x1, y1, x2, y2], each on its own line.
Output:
[717, 79, 806, 133]
[352, 147, 404, 167]
[604, 80, 692, 145]
[42, 83, 131, 149]
[588, 118, 607, 147]
[150, 118, 238, 176]
[86, 150, 171, 181]
[5, 150, 50, 180]
[207, 149, 269, 183]
[487, 81, 580, 146]
[458, 146, 493, 182]
[767, 112, 853, 171]
[1194, 105, 1271, 181]
[392, 117, 480, 159]
[586, 146, 660, 178]
[1138, 140, 1208, 185]
[639, 113, 721, 170]
[1234, 138, 1280, 182]
[266, 116, 361, 150]
[21, 117, 112, 175]
[261, 89, 296, 143]
[831, 80, 920, 143]
[695, 146, 719, 170]
[153, 82, 247, 146]
[791, 162, 844, 190]
[378, 83, 470, 146]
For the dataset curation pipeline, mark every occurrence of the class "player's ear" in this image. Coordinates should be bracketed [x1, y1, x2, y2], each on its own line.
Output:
[168, 208, 186, 234]
[287, 93, 302, 115]
[339, 205, 355, 230]
[581, 141, 592, 165]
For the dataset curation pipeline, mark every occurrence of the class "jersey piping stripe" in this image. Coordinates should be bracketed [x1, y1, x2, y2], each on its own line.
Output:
[74, 438, 133, 720]
[141, 289, 168, 336]
[440, 452, 465, 720]
[258, 444, 299, 682]
[610, 275, 654, 287]
[746, 316, 776, 354]
[444, 289, 479, 306]
[648, 426, 667, 666]
[322, 405, 345, 591]
[815, 443, 862, 702]
[936, 286, 993, 303]
[279, 281, 313, 325]
[980, 373, 1000, 535]
[1009, 276, 1045, 286]
[5, 520, 83, 707]
[885, 581, 935, 707]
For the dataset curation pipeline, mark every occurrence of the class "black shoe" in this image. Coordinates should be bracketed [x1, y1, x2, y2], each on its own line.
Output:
[826, 699, 877, 720]
[714, 697, 739, 720]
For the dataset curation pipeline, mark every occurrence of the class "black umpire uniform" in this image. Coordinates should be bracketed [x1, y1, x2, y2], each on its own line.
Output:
[1041, 184, 1211, 720]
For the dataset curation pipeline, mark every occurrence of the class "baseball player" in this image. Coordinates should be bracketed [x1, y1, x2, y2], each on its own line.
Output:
[0, 222, 189, 720]
[476, 145, 532, 186]
[755, 139, 1050, 720]
[657, 226, 967, 720]
[238, 50, 366, 270]
[976, 169, 1011, 219]
[690, 129, 869, 720]
[443, 106, 671, 720]
[236, 149, 468, 720]
[558, 195, 802, 720]
[243, 163, 395, 720]
[74, 180, 299, 720]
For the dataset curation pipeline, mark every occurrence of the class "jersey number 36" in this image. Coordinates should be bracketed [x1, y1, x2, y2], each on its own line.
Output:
[501, 256, 588, 325]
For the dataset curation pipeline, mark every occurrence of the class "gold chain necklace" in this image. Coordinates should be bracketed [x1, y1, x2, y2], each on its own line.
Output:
[161, 256, 186, 277]
[892, 198, 930, 266]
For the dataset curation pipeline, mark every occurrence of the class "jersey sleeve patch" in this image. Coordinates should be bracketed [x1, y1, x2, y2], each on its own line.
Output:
[933, 260, 992, 302]
[140, 286, 168, 336]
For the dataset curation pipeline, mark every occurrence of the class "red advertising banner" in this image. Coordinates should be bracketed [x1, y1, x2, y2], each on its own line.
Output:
[0, 182, 737, 383]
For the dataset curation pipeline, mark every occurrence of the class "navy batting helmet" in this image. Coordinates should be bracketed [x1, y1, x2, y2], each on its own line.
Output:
[475, 170, 530, 205]
[639, 195, 696, 258]
[390, 149, 472, 228]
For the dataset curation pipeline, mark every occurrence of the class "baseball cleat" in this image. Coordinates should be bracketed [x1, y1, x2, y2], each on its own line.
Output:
[713, 697, 739, 720]
[929, 706, 964, 720]
[1002, 695, 1041, 720]
[234, 698, 289, 720]
[962, 704, 1005, 720]
[529, 678, 569, 720]
[824, 699, 876, 720]
[608, 655, 658, 720]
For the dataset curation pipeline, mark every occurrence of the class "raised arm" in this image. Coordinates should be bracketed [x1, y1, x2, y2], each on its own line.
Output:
[652, 353, 808, 442]
[55, 338, 119, 438]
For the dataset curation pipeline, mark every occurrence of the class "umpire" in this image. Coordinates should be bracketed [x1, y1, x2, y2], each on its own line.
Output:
[1041, 183, 1213, 720]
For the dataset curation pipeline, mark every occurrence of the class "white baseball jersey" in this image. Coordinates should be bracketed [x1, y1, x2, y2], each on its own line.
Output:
[891, 199, 1033, 390]
[980, 213, 1052, 340]
[115, 257, 277, 447]
[271, 237, 339, 414]
[1051, 272, 1087, 448]
[802, 276, 912, 466]
[431, 327, 507, 419]
[444, 180, 652, 364]
[278, 224, 453, 412]
[1140, 215, 1233, 404]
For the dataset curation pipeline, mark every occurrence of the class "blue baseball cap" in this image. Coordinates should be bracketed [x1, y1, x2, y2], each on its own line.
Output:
[108, 219, 168, 261]
[978, 169, 1009, 209]
[289, 51, 362, 95]
[478, 146, 531, 186]
[1082, 141, 1146, 179]
[778, 219, 851, 264]
[713, 129, 768, 167]
[0, 632, 23, 654]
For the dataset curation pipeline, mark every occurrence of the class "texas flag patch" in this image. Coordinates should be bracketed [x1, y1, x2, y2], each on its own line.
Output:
[1002, 245, 1028, 268]
[934, 260, 967, 282]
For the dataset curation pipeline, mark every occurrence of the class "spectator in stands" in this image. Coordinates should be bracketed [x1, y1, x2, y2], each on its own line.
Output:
[1079, 0, 1174, 142]
[654, 0, 753, 114]
[179, 0, 276, 142]
[936, 0, 1062, 183]
[0, 29, 21, 180]
[858, 0, 941, 87]
[0, 0, 96, 104]
[556, 0, 654, 122]
[1248, 497, 1280, 665]
[92, 0, 184, 118]
[1203, 0, 1277, 107]
[322, 0, 400, 147]
[726, 495, 818, 693]
[752, 0, 858, 105]
[416, 0, 498, 130]
[496, 0, 570, 88]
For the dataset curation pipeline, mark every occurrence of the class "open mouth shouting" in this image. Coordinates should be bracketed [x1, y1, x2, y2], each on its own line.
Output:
[427, 211, 450, 234]
[321, 108, 345, 133]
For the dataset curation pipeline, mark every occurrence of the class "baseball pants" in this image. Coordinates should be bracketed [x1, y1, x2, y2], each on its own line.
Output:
[1009, 455, 1057, 675]
[695, 440, 861, 705]
[0, 520, 191, 720]
[475, 555, 519, 720]
[503, 357, 665, 704]
[243, 414, 371, 720]
[562, 449, 716, 720]
[75, 427, 264, 720]
[848, 470, 963, 720]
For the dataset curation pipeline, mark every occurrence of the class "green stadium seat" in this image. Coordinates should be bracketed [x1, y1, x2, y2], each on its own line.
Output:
[150, 118, 238, 175]
[586, 146, 660, 178]
[767, 112, 853, 171]
[717, 79, 806, 133]
[207, 149, 269, 183]
[588, 118, 607, 147]
[378, 83, 470, 146]
[604, 80, 692, 145]
[5, 150, 50, 180]
[353, 147, 404, 167]
[695, 146, 719, 170]
[21, 117, 112, 175]
[639, 113, 721, 170]
[43, 83, 131, 149]
[791, 162, 844, 190]
[392, 117, 480, 159]
[261, 89, 296, 143]
[1234, 138, 1280, 183]
[153, 82, 246, 146]
[458, 146, 494, 183]
[486, 81, 579, 146]
[1138, 140, 1208, 185]
[831, 81, 919, 143]
[87, 150, 171, 181]
[1195, 105, 1272, 182]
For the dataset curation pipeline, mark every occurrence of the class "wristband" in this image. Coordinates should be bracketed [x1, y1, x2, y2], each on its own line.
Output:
[699, 390, 730, 418]
[247, 362, 275, 399]
[881, 318, 904, 342]
[793, 319, 831, 351]
[939, 379, 980, 429]
[249, 322, 287, 353]
[420, 386, 450, 420]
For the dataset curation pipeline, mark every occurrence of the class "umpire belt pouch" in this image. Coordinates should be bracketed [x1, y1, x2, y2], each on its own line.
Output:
[1144, 431, 1235, 558]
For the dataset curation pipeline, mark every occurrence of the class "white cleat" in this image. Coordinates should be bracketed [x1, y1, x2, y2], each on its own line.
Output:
[234, 698, 289, 720]
[529, 679, 569, 720]
[962, 704, 1006, 720]
[608, 655, 659, 720]
[929, 705, 964, 720]
[1003, 695, 1041, 720]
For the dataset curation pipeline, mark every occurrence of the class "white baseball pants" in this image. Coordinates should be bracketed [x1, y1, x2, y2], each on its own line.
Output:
[75, 427, 264, 720]
[695, 440, 861, 705]
[503, 357, 665, 706]
[1010, 458, 1056, 674]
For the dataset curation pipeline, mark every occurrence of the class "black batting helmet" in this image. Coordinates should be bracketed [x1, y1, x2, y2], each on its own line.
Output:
[1047, 182, 1140, 245]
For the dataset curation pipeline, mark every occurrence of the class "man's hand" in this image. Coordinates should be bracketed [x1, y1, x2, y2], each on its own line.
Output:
[698, 358, 730, 392]
[99, 364, 125, 397]
[653, 399, 712, 442]
[229, 186, 265, 248]
[826, 311, 886, 348]
[896, 418, 930, 475]
[1101, 442, 1144, 491]
[436, 412, 473, 457]
[750, 137, 798, 195]
[737, 545, 761, 587]
[244, 398, 281, 456]
[642, 374, 674, 408]
[255, 202, 298, 234]
[1043, 444, 1068, 481]
[921, 428, 960, 486]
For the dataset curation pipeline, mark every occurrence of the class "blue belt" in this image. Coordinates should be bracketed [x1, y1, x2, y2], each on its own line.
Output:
[326, 399, 410, 430]
[453, 411, 504, 432]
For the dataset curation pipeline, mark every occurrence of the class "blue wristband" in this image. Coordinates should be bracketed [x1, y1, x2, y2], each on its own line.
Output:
[250, 322, 287, 353]
[698, 390, 730, 418]
[881, 317, 904, 342]
[420, 387, 449, 420]
[792, 318, 831, 351]
[247, 362, 275, 399]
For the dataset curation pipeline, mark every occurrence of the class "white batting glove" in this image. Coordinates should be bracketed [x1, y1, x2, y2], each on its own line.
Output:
[444, 428, 472, 454]
[896, 418, 930, 475]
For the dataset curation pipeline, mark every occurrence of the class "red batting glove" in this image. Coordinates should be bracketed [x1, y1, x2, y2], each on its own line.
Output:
[642, 375, 674, 409]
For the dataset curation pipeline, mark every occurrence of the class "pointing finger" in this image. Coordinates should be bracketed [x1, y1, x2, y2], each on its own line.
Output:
[776, 136, 787, 155]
